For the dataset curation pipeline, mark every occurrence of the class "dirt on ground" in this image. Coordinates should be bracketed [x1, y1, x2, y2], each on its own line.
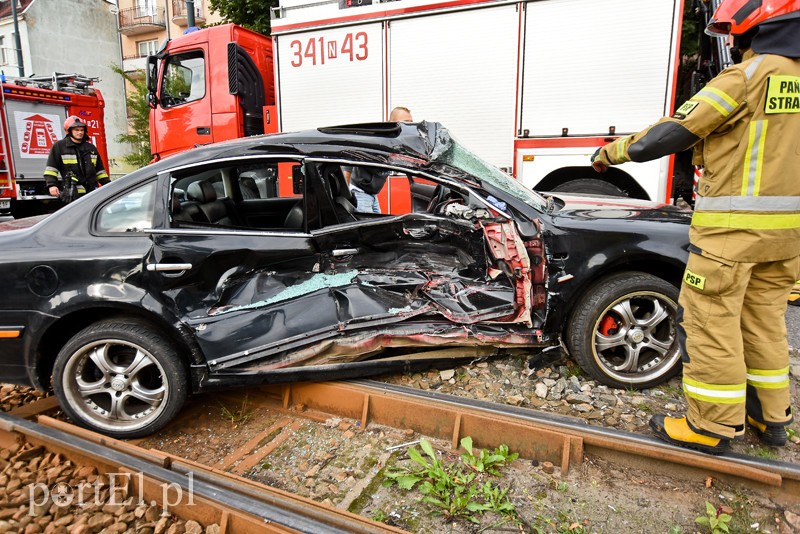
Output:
[2, 348, 799, 533]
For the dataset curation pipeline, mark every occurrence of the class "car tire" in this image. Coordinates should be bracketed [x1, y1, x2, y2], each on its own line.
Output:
[565, 272, 681, 389]
[551, 179, 626, 197]
[52, 319, 188, 438]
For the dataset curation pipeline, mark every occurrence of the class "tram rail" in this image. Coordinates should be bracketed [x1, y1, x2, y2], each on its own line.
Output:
[2, 379, 798, 532]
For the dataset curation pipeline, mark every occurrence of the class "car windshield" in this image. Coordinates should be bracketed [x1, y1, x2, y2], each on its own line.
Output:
[430, 129, 547, 212]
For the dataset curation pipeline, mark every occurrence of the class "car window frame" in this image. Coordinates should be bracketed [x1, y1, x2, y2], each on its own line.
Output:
[91, 176, 163, 236]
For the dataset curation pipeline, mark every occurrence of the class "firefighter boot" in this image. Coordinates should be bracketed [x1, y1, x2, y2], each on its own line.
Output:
[649, 414, 730, 455]
[788, 282, 800, 307]
[747, 416, 787, 446]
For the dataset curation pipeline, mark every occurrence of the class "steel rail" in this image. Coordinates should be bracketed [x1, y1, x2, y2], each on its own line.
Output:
[358, 379, 800, 481]
[267, 379, 799, 504]
[0, 411, 403, 534]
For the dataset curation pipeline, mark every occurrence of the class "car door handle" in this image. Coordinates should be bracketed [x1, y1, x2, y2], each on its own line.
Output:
[332, 248, 358, 257]
[147, 263, 193, 272]
[196, 127, 210, 135]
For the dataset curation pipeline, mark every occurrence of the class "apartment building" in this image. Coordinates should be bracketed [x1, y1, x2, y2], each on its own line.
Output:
[118, 0, 222, 76]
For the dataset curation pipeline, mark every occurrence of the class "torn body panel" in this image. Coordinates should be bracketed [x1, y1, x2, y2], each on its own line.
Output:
[152, 214, 537, 373]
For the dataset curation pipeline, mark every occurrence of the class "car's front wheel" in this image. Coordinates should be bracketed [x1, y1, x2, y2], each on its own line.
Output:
[52, 319, 188, 438]
[566, 272, 681, 389]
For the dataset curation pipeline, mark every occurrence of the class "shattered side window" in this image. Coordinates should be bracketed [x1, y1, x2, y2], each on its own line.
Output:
[431, 131, 547, 212]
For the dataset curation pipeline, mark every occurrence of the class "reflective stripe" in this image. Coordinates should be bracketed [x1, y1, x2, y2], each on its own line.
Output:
[90, 155, 98, 164]
[616, 136, 629, 162]
[741, 120, 768, 196]
[96, 171, 109, 179]
[692, 211, 800, 229]
[44, 166, 59, 177]
[694, 87, 738, 117]
[60, 156, 78, 164]
[683, 377, 746, 404]
[694, 195, 800, 212]
[745, 55, 765, 80]
[747, 366, 790, 389]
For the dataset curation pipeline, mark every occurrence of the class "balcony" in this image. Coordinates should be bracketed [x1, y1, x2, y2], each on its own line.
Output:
[171, 0, 206, 26]
[122, 56, 148, 76]
[119, 6, 167, 36]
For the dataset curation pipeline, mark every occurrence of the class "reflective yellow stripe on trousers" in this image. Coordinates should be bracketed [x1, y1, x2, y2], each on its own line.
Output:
[747, 366, 790, 390]
[683, 377, 746, 404]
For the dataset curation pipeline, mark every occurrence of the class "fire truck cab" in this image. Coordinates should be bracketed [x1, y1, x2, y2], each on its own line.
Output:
[147, 0, 727, 208]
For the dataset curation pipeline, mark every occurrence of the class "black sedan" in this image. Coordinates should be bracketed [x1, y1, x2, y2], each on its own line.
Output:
[0, 122, 691, 437]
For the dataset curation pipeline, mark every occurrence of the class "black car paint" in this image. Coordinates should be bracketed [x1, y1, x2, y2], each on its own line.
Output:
[0, 122, 691, 394]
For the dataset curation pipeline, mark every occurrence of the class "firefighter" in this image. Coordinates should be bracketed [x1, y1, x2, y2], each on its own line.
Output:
[45, 115, 110, 204]
[591, 0, 800, 454]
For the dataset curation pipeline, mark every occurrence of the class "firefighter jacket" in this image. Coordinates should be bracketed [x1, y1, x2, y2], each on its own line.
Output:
[43, 136, 110, 192]
[595, 52, 800, 263]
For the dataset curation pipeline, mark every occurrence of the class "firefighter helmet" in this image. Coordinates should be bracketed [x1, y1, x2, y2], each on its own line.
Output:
[706, 0, 800, 36]
[64, 115, 88, 134]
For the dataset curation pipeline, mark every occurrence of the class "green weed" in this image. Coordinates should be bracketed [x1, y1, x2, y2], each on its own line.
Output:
[383, 437, 519, 525]
[695, 501, 732, 534]
[219, 395, 253, 425]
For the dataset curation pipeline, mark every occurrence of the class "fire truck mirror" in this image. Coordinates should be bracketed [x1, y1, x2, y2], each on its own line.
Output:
[146, 56, 158, 95]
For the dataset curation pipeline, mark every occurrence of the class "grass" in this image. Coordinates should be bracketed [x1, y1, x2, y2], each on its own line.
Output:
[219, 395, 253, 426]
[382, 436, 520, 526]
[750, 446, 779, 460]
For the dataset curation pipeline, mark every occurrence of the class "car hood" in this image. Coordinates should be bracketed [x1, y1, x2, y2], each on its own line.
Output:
[548, 193, 693, 225]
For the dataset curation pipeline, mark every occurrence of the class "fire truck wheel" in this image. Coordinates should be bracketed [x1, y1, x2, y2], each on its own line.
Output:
[52, 319, 189, 439]
[551, 179, 625, 197]
[565, 272, 682, 389]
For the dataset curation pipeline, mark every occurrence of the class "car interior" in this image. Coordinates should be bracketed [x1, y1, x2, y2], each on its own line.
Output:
[168, 159, 465, 232]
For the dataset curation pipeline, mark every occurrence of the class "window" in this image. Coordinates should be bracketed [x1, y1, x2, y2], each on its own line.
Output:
[0, 36, 6, 67]
[135, 0, 156, 17]
[169, 160, 305, 229]
[137, 39, 159, 58]
[160, 51, 205, 108]
[96, 180, 157, 233]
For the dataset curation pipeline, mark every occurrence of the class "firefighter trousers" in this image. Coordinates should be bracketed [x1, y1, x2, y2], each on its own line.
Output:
[678, 250, 797, 439]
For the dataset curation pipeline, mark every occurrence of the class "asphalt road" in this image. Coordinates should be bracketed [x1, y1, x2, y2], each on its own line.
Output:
[2, 214, 800, 348]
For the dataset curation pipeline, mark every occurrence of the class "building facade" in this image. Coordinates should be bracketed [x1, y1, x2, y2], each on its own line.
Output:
[0, 0, 128, 175]
[118, 0, 222, 76]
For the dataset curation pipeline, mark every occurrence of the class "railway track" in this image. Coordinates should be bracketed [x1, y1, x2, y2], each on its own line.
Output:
[2, 380, 799, 532]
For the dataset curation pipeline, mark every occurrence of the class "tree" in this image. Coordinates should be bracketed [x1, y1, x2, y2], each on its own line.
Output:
[112, 65, 152, 169]
[208, 0, 276, 35]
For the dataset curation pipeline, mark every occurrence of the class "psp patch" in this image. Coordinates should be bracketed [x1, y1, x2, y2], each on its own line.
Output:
[672, 100, 699, 120]
[765, 75, 800, 114]
[683, 269, 705, 291]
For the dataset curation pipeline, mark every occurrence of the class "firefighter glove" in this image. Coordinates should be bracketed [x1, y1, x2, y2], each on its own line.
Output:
[591, 146, 611, 173]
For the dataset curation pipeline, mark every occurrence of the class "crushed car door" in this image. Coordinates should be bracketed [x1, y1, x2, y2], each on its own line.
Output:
[305, 161, 529, 327]
[146, 160, 533, 374]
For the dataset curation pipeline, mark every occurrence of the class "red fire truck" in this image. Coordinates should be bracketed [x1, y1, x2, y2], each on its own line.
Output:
[0, 73, 109, 219]
[147, 0, 726, 209]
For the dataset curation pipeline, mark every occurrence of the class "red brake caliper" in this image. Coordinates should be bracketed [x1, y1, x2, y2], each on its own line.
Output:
[599, 314, 619, 336]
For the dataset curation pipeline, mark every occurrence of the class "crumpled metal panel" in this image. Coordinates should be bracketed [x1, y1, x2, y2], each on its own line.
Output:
[182, 215, 535, 371]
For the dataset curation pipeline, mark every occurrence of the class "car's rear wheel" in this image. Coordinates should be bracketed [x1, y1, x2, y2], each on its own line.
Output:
[52, 319, 188, 438]
[566, 272, 681, 389]
[551, 179, 625, 197]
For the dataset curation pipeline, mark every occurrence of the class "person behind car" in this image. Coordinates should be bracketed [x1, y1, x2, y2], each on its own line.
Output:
[591, 0, 800, 454]
[45, 116, 110, 204]
[343, 106, 413, 213]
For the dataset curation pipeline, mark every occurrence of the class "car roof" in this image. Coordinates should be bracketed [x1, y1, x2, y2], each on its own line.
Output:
[149, 121, 442, 175]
